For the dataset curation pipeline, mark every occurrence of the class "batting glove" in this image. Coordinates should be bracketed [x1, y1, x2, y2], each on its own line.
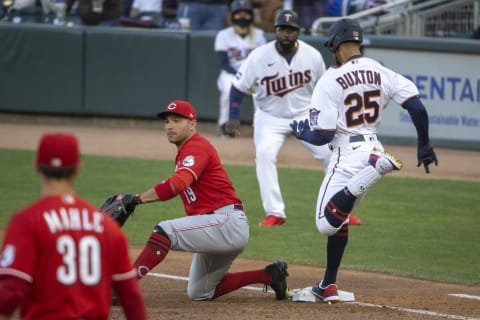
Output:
[290, 119, 310, 140]
[417, 144, 438, 174]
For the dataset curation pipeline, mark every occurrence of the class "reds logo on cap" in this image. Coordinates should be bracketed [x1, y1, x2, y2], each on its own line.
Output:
[157, 100, 197, 120]
[167, 102, 178, 110]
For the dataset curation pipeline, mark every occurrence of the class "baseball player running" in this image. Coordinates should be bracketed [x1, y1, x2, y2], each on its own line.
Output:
[214, 0, 266, 135]
[0, 133, 146, 319]
[290, 19, 438, 302]
[226, 9, 342, 226]
[111, 100, 289, 301]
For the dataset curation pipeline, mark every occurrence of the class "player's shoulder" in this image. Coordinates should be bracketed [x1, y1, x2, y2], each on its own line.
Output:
[253, 27, 266, 38]
[11, 195, 60, 218]
[183, 133, 215, 153]
[298, 39, 318, 50]
[216, 26, 236, 39]
[297, 40, 322, 56]
[178, 134, 217, 165]
[249, 40, 275, 55]
[359, 56, 383, 68]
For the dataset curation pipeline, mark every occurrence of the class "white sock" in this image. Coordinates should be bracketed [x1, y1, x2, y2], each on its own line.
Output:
[346, 166, 382, 197]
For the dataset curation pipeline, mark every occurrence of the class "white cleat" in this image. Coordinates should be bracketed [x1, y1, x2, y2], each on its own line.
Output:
[368, 148, 403, 175]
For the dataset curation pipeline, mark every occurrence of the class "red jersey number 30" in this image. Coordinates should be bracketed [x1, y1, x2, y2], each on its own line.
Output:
[57, 235, 101, 286]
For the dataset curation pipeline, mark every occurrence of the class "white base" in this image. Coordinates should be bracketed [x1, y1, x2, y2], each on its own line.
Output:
[288, 287, 355, 303]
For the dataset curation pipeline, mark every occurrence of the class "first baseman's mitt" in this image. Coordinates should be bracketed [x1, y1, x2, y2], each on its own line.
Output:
[100, 193, 141, 227]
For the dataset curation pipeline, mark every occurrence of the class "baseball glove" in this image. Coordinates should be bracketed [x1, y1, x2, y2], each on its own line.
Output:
[100, 193, 141, 227]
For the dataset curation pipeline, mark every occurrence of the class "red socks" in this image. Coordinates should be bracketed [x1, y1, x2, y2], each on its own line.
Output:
[134, 232, 171, 279]
[213, 269, 271, 299]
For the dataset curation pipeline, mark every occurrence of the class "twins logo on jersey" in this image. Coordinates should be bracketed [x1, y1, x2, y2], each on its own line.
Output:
[261, 70, 312, 97]
[309, 108, 320, 126]
[228, 47, 254, 61]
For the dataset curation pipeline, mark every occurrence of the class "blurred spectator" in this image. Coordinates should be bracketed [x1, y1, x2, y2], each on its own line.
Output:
[1, 0, 78, 24]
[472, 26, 480, 39]
[215, 0, 266, 135]
[119, 0, 178, 28]
[67, 0, 122, 25]
[327, 0, 389, 17]
[177, 0, 228, 30]
[251, 0, 282, 33]
[123, 0, 133, 16]
[293, 0, 327, 34]
[129, 0, 162, 18]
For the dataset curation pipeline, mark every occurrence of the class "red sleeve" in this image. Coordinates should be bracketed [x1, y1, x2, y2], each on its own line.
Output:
[114, 278, 147, 320]
[170, 170, 195, 193]
[0, 276, 31, 317]
[109, 221, 137, 278]
[108, 220, 146, 319]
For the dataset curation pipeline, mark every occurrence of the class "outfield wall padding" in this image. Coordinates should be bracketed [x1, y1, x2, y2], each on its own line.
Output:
[0, 23, 84, 113]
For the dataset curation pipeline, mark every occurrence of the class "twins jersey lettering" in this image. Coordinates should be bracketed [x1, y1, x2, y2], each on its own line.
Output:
[232, 40, 326, 118]
[214, 27, 266, 72]
[309, 56, 419, 136]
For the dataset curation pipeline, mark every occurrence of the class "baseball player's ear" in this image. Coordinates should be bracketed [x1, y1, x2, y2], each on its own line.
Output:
[73, 161, 83, 177]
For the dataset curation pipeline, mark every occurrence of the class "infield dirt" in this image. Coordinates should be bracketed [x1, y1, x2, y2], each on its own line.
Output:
[1, 115, 479, 320]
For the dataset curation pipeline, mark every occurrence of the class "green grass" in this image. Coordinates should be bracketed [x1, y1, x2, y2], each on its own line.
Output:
[1, 148, 478, 285]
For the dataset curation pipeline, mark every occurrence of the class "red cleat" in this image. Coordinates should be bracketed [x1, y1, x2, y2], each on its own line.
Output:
[259, 215, 285, 226]
[348, 214, 362, 225]
[311, 282, 339, 303]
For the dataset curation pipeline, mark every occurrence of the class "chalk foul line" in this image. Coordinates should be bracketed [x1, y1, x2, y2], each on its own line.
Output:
[147, 272, 480, 320]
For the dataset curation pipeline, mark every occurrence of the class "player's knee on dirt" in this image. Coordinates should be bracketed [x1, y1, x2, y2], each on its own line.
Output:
[187, 284, 214, 301]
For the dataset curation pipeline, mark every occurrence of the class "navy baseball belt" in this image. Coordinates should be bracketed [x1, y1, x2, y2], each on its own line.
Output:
[349, 135, 377, 143]
[329, 134, 378, 150]
[233, 204, 244, 211]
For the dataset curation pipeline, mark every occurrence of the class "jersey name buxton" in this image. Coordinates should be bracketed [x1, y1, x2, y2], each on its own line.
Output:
[336, 69, 381, 90]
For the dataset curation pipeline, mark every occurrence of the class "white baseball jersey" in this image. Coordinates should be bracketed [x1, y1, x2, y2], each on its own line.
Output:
[309, 56, 419, 136]
[214, 27, 266, 73]
[232, 40, 326, 119]
[311, 56, 420, 236]
[215, 27, 266, 126]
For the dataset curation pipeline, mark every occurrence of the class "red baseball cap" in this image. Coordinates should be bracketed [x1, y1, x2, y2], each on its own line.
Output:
[36, 133, 80, 168]
[157, 100, 197, 121]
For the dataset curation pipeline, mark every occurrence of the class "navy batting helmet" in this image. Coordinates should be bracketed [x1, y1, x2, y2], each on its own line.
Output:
[274, 9, 300, 30]
[324, 18, 363, 53]
[230, 0, 253, 15]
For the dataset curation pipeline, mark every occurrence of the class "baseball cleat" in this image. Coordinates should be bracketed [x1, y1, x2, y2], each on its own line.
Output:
[311, 282, 340, 303]
[259, 215, 285, 226]
[265, 260, 289, 300]
[368, 148, 403, 175]
[348, 214, 362, 225]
